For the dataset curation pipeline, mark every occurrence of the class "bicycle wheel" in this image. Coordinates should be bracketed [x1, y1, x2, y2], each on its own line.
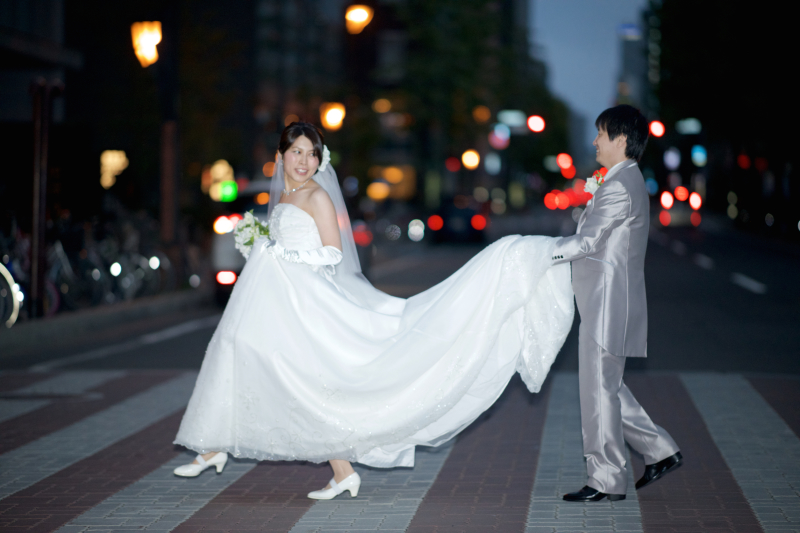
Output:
[0, 263, 20, 328]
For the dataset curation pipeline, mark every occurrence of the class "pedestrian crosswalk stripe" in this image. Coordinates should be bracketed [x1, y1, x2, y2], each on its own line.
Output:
[289, 443, 454, 533]
[0, 370, 125, 424]
[56, 453, 257, 532]
[0, 372, 197, 501]
[682, 373, 800, 532]
[526, 373, 644, 533]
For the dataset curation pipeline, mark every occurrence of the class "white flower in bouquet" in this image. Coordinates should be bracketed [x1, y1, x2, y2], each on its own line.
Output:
[234, 210, 270, 259]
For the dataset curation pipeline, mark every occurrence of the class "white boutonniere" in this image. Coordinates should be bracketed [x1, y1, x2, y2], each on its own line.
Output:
[584, 170, 606, 195]
[317, 145, 331, 173]
[233, 210, 270, 259]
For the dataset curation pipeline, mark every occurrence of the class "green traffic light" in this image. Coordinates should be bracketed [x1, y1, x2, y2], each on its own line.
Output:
[220, 181, 238, 202]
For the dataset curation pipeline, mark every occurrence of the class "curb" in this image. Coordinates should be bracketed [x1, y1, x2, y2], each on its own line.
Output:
[0, 288, 213, 356]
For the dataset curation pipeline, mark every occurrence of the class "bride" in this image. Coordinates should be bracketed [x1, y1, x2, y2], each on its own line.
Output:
[173, 122, 574, 499]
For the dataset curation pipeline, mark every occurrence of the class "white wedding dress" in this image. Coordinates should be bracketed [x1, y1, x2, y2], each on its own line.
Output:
[175, 203, 574, 468]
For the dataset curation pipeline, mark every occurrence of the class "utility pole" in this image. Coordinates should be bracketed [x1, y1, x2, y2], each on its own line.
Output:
[29, 78, 62, 318]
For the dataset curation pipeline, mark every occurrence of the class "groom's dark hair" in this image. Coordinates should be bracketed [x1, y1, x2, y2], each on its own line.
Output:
[595, 105, 649, 162]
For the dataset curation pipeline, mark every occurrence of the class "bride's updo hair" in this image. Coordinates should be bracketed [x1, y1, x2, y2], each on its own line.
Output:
[279, 121, 325, 158]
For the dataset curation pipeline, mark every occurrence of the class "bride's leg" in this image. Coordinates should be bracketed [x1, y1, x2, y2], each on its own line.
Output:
[193, 452, 221, 464]
[320, 459, 355, 489]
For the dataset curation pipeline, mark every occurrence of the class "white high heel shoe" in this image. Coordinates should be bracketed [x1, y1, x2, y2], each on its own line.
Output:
[307, 472, 361, 500]
[173, 452, 228, 477]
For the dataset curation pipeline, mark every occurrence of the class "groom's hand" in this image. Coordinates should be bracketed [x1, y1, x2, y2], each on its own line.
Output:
[551, 181, 628, 264]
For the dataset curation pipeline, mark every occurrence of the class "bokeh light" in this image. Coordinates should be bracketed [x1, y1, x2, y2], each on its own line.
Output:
[383, 166, 403, 183]
[100, 150, 129, 189]
[462, 150, 480, 170]
[561, 166, 576, 179]
[674, 186, 689, 202]
[262, 161, 275, 177]
[366, 182, 390, 201]
[214, 216, 234, 234]
[472, 105, 491, 124]
[489, 123, 511, 150]
[690, 212, 702, 227]
[556, 153, 573, 169]
[345, 5, 373, 34]
[255, 192, 270, 205]
[527, 115, 545, 132]
[556, 192, 570, 210]
[659, 210, 671, 226]
[216, 271, 237, 285]
[353, 222, 374, 246]
[131, 21, 162, 67]
[691, 145, 707, 167]
[660, 191, 674, 210]
[471, 214, 487, 230]
[650, 120, 665, 137]
[408, 219, 425, 242]
[664, 147, 681, 170]
[372, 98, 391, 113]
[445, 157, 461, 172]
[484, 152, 501, 175]
[737, 154, 751, 169]
[427, 215, 444, 231]
[384, 225, 400, 241]
[544, 192, 557, 210]
[645, 178, 659, 196]
[320, 102, 345, 130]
[689, 192, 702, 210]
[473, 186, 489, 202]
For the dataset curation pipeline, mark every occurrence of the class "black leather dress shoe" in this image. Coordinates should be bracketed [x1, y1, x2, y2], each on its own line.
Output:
[635, 451, 683, 490]
[562, 485, 626, 502]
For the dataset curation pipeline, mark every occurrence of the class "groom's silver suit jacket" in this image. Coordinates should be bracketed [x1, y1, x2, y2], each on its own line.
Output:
[551, 161, 648, 358]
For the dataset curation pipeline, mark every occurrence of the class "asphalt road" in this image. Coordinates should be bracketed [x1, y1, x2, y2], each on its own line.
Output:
[12, 208, 799, 375]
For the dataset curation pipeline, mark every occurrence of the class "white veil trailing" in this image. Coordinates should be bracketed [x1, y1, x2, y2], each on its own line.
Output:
[268, 158, 362, 280]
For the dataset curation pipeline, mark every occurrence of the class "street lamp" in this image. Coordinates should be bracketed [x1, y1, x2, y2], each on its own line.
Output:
[131, 22, 162, 67]
[320, 102, 346, 130]
[345, 5, 373, 34]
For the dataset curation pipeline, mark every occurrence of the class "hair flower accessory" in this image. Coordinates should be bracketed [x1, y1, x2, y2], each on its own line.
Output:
[584, 170, 606, 195]
[317, 145, 331, 173]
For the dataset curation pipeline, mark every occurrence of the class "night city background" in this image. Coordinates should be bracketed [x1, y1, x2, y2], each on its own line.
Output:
[0, 2, 798, 532]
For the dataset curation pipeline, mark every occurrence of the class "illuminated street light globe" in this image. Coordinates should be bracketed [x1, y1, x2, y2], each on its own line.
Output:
[345, 5, 373, 34]
[320, 102, 346, 130]
[131, 21, 162, 67]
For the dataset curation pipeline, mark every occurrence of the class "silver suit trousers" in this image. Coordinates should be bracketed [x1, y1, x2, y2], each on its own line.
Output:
[579, 324, 679, 494]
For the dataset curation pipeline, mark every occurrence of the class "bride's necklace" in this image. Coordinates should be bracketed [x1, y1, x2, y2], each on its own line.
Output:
[283, 177, 312, 196]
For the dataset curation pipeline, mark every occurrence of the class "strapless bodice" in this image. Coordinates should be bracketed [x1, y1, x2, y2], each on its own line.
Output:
[268, 203, 323, 251]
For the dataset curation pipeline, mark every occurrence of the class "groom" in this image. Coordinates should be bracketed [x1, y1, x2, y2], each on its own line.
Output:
[552, 105, 682, 502]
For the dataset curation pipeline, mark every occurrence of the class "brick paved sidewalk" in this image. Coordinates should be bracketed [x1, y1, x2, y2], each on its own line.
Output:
[0, 370, 798, 533]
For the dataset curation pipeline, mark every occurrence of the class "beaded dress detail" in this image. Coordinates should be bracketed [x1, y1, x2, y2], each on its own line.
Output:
[174, 204, 574, 467]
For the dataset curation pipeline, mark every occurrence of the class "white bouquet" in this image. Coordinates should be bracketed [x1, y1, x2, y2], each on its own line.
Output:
[234, 210, 270, 259]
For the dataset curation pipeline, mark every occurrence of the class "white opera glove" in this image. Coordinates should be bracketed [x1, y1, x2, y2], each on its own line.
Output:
[268, 242, 342, 278]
